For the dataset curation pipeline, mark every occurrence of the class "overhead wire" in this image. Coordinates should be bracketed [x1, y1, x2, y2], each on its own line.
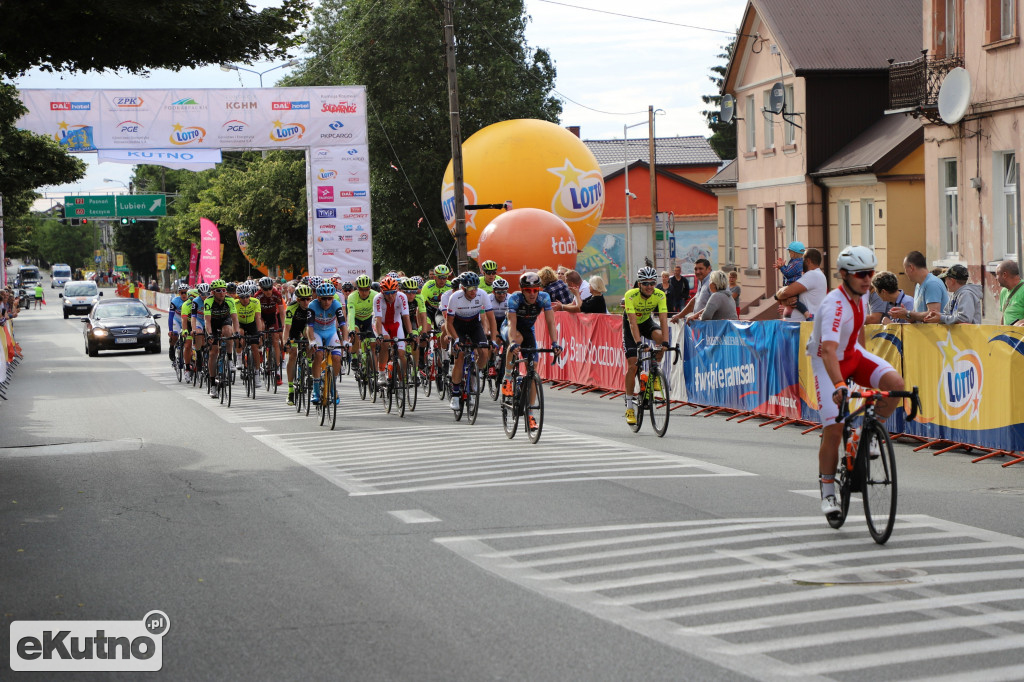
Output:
[536, 0, 755, 38]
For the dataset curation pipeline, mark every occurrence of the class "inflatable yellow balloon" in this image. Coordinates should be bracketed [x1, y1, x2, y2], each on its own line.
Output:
[442, 119, 605, 253]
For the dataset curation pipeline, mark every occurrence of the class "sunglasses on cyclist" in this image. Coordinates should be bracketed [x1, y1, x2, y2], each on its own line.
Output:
[639, 280, 656, 286]
[849, 269, 875, 279]
[522, 286, 541, 293]
[317, 296, 334, 301]
[297, 296, 312, 302]
[213, 288, 227, 293]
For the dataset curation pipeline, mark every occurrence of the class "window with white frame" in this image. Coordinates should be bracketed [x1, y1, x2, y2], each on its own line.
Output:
[724, 207, 735, 264]
[860, 199, 875, 247]
[940, 158, 959, 256]
[762, 90, 774, 149]
[996, 151, 1018, 259]
[784, 85, 795, 145]
[785, 202, 797, 244]
[837, 200, 851, 248]
[746, 95, 756, 152]
[1002, 0, 1014, 39]
[747, 205, 759, 268]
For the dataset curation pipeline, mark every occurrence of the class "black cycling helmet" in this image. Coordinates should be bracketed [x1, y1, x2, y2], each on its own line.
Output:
[520, 271, 542, 289]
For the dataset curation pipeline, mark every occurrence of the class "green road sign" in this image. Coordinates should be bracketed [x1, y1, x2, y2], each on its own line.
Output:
[116, 195, 166, 217]
[64, 195, 115, 218]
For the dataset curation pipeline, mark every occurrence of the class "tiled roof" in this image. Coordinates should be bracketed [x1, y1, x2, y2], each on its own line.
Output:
[748, 0, 922, 73]
[584, 136, 720, 167]
[704, 159, 737, 187]
[812, 115, 922, 177]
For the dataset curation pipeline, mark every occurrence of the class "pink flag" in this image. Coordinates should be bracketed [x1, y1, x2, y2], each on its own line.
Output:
[188, 243, 199, 287]
[198, 218, 220, 283]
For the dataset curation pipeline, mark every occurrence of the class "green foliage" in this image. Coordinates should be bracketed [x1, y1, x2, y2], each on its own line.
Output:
[287, 0, 561, 274]
[701, 36, 738, 161]
[3, 216, 94, 268]
[113, 220, 159, 280]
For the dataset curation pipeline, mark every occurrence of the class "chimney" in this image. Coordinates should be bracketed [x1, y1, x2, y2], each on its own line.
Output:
[566, 126, 580, 138]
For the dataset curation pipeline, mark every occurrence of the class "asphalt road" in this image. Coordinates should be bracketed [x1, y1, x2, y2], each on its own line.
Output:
[3, 308, 1024, 681]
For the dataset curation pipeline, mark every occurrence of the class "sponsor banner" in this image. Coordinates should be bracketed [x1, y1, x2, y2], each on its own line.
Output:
[307, 147, 372, 279]
[188, 243, 199, 287]
[16, 87, 367, 150]
[97, 148, 221, 171]
[198, 218, 220, 283]
[682, 320, 764, 412]
[533, 312, 626, 391]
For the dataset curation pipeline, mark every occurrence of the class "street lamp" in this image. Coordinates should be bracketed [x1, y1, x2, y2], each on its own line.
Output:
[220, 59, 300, 87]
[102, 178, 128, 190]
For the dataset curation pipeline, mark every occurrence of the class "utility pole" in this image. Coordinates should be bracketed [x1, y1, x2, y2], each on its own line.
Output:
[648, 105, 659, 268]
[443, 0, 468, 272]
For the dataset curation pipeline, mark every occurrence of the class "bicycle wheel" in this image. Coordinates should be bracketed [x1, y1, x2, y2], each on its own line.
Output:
[421, 354, 433, 398]
[247, 348, 257, 399]
[327, 371, 339, 430]
[861, 421, 897, 544]
[467, 369, 482, 424]
[384, 365, 394, 413]
[827, 436, 853, 529]
[491, 354, 503, 401]
[437, 357, 448, 400]
[294, 361, 306, 413]
[305, 364, 314, 418]
[524, 373, 544, 443]
[406, 362, 418, 412]
[319, 368, 330, 426]
[648, 367, 670, 437]
[628, 392, 644, 434]
[395, 361, 406, 418]
[175, 347, 183, 383]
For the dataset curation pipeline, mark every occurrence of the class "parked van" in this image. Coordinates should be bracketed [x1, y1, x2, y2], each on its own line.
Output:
[52, 264, 72, 288]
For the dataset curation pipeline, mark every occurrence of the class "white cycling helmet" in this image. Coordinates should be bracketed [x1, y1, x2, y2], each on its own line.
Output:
[836, 245, 877, 272]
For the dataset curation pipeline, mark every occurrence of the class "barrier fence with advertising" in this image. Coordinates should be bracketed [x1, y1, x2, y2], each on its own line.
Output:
[532, 312, 1024, 453]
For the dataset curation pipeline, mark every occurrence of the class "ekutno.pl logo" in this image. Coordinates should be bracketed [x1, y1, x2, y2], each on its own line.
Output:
[10, 610, 169, 672]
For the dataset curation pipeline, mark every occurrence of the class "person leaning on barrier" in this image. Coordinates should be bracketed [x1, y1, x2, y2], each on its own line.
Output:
[922, 264, 981, 325]
[866, 271, 913, 325]
[996, 259, 1024, 326]
[699, 270, 738, 321]
[889, 250, 948, 323]
[670, 258, 712, 323]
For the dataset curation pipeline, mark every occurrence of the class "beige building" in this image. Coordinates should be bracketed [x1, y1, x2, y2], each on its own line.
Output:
[889, 0, 1022, 322]
[715, 0, 922, 317]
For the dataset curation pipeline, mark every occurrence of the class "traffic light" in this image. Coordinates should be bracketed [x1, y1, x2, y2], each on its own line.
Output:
[170, 264, 177, 271]
[81, 218, 88, 224]
[120, 217, 137, 225]
[71, 218, 80, 226]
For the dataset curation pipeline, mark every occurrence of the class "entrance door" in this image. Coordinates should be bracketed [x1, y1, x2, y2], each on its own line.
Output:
[764, 206, 777, 294]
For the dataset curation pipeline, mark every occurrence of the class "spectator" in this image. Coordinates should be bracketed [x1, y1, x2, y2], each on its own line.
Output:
[556, 265, 570, 281]
[670, 258, 711, 323]
[776, 240, 806, 285]
[727, 271, 742, 315]
[657, 271, 671, 297]
[566, 270, 590, 301]
[867, 271, 913, 324]
[890, 250, 948, 322]
[995, 259, 1024, 326]
[538, 266, 573, 309]
[580, 276, 607, 313]
[667, 264, 690, 314]
[772, 247, 826, 321]
[923, 264, 981, 325]
[699, 270, 738, 321]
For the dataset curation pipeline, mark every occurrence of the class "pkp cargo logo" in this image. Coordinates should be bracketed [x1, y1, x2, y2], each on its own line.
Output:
[937, 332, 983, 422]
[548, 159, 605, 224]
[316, 208, 337, 219]
[269, 120, 305, 142]
[169, 123, 206, 145]
[10, 610, 169, 672]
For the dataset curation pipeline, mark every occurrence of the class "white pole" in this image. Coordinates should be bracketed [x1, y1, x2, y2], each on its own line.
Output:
[624, 124, 632, 283]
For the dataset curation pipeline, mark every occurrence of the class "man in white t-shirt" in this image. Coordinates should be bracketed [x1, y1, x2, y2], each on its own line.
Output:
[773, 247, 826, 320]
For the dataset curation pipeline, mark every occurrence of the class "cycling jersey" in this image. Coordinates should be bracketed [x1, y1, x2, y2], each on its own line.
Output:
[204, 296, 237, 328]
[255, 289, 284, 328]
[505, 291, 552, 327]
[309, 298, 346, 333]
[285, 302, 312, 338]
[346, 291, 376, 323]
[488, 292, 508, 323]
[187, 296, 207, 331]
[373, 291, 410, 326]
[479, 280, 494, 295]
[235, 299, 262, 325]
[418, 279, 451, 313]
[439, 287, 456, 314]
[168, 295, 186, 333]
[445, 289, 491, 321]
[622, 287, 667, 324]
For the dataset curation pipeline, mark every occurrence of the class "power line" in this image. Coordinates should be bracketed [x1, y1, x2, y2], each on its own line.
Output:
[536, 0, 754, 37]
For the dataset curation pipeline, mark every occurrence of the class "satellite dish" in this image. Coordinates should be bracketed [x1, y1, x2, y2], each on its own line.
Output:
[769, 81, 785, 115]
[938, 67, 971, 125]
[720, 94, 735, 124]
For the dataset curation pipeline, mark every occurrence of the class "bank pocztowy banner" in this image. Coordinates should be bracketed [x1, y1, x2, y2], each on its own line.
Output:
[533, 313, 627, 390]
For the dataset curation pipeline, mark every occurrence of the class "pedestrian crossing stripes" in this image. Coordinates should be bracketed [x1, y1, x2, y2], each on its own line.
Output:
[135, 365, 754, 495]
[435, 516, 1024, 682]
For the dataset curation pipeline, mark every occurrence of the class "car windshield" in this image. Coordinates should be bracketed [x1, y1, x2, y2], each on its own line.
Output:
[65, 285, 97, 296]
[96, 304, 149, 319]
[53, 267, 71, 276]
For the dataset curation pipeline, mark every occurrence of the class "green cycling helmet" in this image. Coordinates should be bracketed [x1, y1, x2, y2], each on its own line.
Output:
[210, 279, 227, 289]
[295, 283, 313, 298]
[355, 274, 372, 288]
[434, 264, 451, 277]
[481, 260, 498, 273]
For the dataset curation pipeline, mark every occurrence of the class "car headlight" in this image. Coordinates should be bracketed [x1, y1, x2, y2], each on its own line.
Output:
[92, 328, 109, 337]
[143, 325, 158, 334]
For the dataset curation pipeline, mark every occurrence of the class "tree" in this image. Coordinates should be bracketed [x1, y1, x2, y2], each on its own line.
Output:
[701, 36, 738, 161]
[286, 0, 561, 274]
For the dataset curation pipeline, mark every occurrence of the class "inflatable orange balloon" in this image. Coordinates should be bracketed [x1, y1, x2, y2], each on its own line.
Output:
[477, 208, 578, 291]
[442, 119, 604, 253]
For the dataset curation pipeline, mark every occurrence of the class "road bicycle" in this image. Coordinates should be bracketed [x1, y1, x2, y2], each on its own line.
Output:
[829, 386, 921, 544]
[313, 344, 342, 430]
[629, 342, 680, 437]
[501, 346, 559, 443]
[376, 337, 407, 417]
[212, 334, 240, 407]
[486, 337, 506, 401]
[291, 339, 313, 416]
[240, 332, 263, 399]
[172, 333, 187, 382]
[450, 340, 487, 424]
[261, 328, 281, 394]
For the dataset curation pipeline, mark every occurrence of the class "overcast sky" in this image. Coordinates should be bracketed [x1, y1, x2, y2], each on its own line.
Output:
[18, 0, 748, 202]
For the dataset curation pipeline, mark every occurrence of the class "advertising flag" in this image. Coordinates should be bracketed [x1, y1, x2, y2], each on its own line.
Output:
[198, 219, 220, 283]
[188, 243, 199, 287]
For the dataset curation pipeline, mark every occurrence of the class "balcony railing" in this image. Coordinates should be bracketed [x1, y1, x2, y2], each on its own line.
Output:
[887, 53, 964, 120]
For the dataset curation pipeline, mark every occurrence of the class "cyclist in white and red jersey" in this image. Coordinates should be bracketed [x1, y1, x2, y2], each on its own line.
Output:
[807, 245, 905, 517]
[372, 276, 412, 384]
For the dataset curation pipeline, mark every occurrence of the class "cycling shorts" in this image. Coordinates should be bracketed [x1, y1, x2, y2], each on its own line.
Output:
[622, 317, 661, 359]
[240, 321, 259, 338]
[380, 321, 406, 351]
[170, 315, 183, 334]
[260, 312, 281, 331]
[500, 319, 537, 360]
[812, 347, 897, 425]
[354, 317, 375, 338]
[312, 328, 342, 356]
[209, 323, 233, 341]
[453, 318, 487, 348]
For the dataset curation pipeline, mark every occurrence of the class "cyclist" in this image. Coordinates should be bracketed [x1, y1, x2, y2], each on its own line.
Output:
[179, 287, 201, 380]
[188, 284, 211, 379]
[234, 283, 265, 388]
[808, 246, 904, 517]
[347, 274, 377, 370]
[309, 281, 348, 405]
[167, 282, 190, 367]
[500, 273, 561, 428]
[488, 277, 511, 379]
[204, 279, 240, 399]
[226, 282, 238, 301]
[479, 260, 499, 294]
[372, 276, 413, 385]
[255, 276, 286, 385]
[622, 266, 669, 426]
[445, 272, 495, 411]
[283, 283, 315, 406]
[402, 277, 424, 377]
[418, 264, 452, 339]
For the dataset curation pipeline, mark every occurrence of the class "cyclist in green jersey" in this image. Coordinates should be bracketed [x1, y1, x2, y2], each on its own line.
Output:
[622, 266, 669, 425]
[234, 283, 265, 387]
[347, 274, 377, 367]
[417, 264, 452, 337]
[479, 260, 499, 294]
[283, 283, 316, 405]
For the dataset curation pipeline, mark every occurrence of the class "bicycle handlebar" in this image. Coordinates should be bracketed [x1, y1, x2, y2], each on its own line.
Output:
[836, 385, 921, 423]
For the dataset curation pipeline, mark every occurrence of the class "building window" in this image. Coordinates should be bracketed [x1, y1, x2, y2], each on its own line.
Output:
[940, 158, 960, 256]
[860, 199, 875, 247]
[747, 205, 758, 268]
[784, 85, 795, 145]
[1002, 0, 1015, 39]
[762, 90, 774, 149]
[746, 95, 756, 152]
[724, 207, 735, 264]
[838, 200, 851, 248]
[996, 151, 1018, 259]
[946, 0, 958, 54]
[785, 202, 797, 244]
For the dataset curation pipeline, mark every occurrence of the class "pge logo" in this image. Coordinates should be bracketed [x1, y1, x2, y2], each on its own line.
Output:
[222, 119, 248, 133]
[328, 121, 345, 130]
[10, 610, 169, 672]
[937, 332, 983, 422]
[118, 120, 142, 134]
[318, 169, 338, 180]
[169, 124, 206, 145]
[317, 236, 335, 243]
[269, 121, 305, 142]
[548, 159, 605, 224]
[316, 208, 337, 219]
[317, 186, 334, 202]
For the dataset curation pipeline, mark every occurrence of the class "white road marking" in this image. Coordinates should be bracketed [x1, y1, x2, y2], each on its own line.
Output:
[388, 509, 442, 524]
